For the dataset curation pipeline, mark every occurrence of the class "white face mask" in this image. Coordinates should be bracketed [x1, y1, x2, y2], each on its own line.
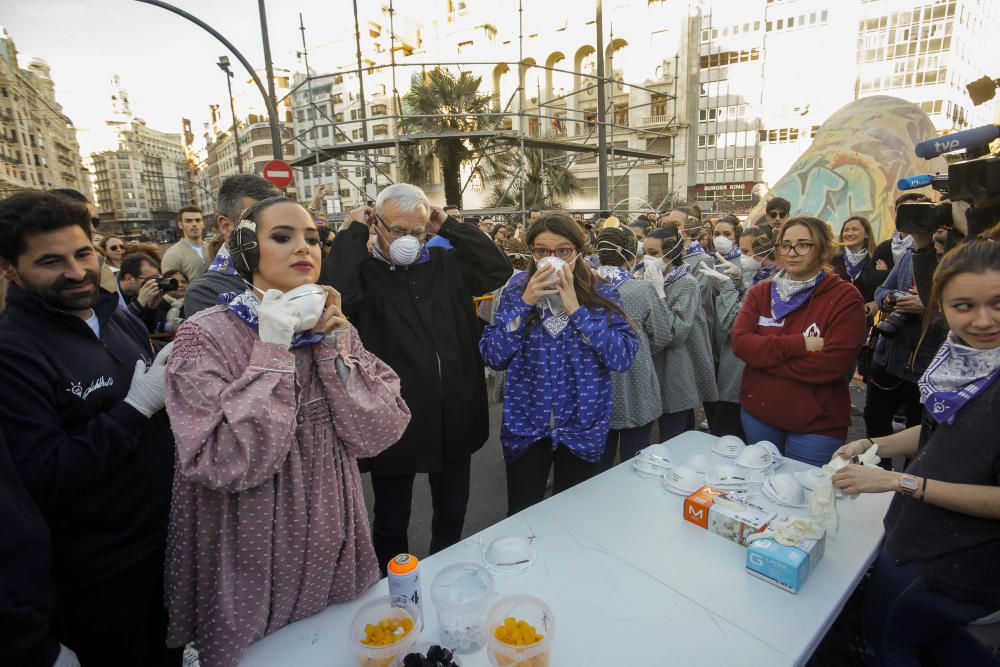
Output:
[374, 221, 424, 266]
[643, 256, 666, 276]
[250, 283, 327, 332]
[742, 256, 762, 271]
[713, 236, 734, 255]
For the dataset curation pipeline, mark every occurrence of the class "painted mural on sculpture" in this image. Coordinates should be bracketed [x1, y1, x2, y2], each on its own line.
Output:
[748, 95, 948, 241]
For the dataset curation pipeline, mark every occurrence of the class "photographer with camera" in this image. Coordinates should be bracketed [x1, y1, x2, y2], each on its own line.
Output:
[863, 196, 942, 441]
[117, 252, 177, 334]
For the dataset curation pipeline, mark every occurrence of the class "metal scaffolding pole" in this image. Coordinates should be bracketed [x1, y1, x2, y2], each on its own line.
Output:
[595, 0, 609, 211]
[351, 0, 373, 193]
[300, 12, 342, 213]
[257, 0, 283, 159]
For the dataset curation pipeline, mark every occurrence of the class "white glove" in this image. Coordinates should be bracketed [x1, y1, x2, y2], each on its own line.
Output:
[124, 342, 172, 418]
[641, 265, 666, 298]
[714, 254, 743, 280]
[258, 289, 299, 348]
[699, 265, 732, 284]
[52, 645, 81, 667]
[747, 517, 825, 547]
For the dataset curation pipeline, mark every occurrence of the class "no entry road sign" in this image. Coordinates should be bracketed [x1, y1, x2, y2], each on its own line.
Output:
[263, 160, 294, 189]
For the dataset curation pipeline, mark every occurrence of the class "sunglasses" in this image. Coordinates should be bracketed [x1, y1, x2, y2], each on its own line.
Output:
[108, 244, 124, 251]
[767, 211, 789, 219]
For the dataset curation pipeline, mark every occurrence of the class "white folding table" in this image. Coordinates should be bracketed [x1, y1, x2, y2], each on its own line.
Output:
[240, 431, 892, 667]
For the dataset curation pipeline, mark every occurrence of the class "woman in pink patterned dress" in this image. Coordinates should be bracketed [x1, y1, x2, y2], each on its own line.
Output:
[164, 197, 410, 667]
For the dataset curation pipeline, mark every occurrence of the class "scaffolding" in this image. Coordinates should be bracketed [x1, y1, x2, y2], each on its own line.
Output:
[286, 0, 683, 223]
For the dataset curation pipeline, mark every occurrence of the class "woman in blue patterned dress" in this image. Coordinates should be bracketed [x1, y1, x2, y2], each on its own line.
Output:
[480, 214, 638, 515]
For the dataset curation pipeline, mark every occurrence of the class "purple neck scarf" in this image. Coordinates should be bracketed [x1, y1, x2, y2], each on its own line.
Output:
[663, 263, 691, 286]
[770, 271, 825, 321]
[596, 264, 632, 288]
[685, 241, 706, 257]
[918, 332, 1000, 425]
[752, 262, 778, 286]
[843, 248, 868, 280]
[723, 247, 742, 261]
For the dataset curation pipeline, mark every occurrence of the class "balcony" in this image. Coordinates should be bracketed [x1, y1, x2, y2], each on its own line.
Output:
[642, 115, 671, 128]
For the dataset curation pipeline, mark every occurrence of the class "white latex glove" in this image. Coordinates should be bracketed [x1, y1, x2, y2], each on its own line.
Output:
[714, 254, 743, 280]
[747, 517, 825, 547]
[124, 342, 172, 418]
[641, 265, 666, 298]
[258, 289, 299, 349]
[52, 645, 81, 667]
[699, 265, 732, 284]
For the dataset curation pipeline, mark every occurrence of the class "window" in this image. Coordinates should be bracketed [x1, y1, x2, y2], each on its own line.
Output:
[651, 94, 668, 116]
[351, 129, 362, 139]
[321, 126, 329, 137]
[697, 160, 705, 172]
[373, 124, 389, 136]
[333, 94, 343, 104]
[334, 112, 344, 122]
[297, 110, 305, 122]
[700, 48, 760, 69]
[698, 134, 717, 148]
[371, 104, 387, 115]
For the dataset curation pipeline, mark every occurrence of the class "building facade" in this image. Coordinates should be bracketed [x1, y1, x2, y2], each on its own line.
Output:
[693, 0, 1000, 213]
[91, 116, 190, 239]
[0, 28, 92, 199]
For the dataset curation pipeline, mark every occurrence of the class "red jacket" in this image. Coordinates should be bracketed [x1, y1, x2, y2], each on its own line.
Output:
[732, 273, 866, 439]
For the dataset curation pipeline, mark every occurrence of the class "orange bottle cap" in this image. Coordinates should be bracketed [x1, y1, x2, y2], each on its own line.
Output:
[388, 553, 419, 575]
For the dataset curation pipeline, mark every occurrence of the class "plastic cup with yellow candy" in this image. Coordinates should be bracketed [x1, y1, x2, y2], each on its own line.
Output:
[486, 595, 555, 667]
[350, 595, 422, 667]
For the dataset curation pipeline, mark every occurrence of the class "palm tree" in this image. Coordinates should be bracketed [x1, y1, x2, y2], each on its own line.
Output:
[399, 67, 499, 209]
[486, 148, 581, 211]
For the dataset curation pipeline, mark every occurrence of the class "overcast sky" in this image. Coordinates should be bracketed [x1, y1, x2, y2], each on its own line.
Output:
[2, 0, 384, 156]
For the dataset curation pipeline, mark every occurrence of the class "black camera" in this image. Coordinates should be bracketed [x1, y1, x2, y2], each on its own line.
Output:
[156, 277, 179, 293]
[144, 275, 178, 293]
[895, 201, 954, 236]
[875, 290, 916, 339]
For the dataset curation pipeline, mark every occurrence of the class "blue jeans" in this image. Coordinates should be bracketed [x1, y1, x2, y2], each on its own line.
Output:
[658, 409, 695, 444]
[601, 421, 655, 471]
[863, 544, 999, 667]
[740, 408, 843, 467]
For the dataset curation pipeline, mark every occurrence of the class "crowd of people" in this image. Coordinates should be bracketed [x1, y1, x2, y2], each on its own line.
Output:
[0, 175, 997, 667]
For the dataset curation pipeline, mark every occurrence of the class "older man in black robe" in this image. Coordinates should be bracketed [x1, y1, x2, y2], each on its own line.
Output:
[321, 183, 512, 571]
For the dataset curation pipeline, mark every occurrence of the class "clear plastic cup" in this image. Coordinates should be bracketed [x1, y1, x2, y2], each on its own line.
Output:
[350, 595, 422, 667]
[486, 595, 556, 667]
[431, 562, 495, 654]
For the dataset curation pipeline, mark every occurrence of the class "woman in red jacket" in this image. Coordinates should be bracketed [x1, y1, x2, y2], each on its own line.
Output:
[732, 216, 866, 466]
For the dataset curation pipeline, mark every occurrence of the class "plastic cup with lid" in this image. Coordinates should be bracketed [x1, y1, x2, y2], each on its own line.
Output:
[431, 563, 495, 654]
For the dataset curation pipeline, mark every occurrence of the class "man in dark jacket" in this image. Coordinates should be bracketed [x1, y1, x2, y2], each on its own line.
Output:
[0, 191, 178, 666]
[0, 427, 81, 667]
[321, 183, 512, 571]
[183, 174, 279, 317]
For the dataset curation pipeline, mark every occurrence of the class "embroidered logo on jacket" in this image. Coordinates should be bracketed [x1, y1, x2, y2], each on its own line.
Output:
[804, 323, 822, 338]
[66, 376, 115, 400]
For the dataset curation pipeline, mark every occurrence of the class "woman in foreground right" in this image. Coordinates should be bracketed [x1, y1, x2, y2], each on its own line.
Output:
[832, 238, 1000, 666]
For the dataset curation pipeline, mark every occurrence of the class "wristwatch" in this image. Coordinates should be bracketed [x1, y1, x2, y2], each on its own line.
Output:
[898, 474, 921, 497]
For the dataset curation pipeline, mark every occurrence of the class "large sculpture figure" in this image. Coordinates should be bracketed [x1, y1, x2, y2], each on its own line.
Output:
[749, 96, 948, 240]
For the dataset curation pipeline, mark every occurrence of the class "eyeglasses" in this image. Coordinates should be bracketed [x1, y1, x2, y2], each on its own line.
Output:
[376, 215, 426, 240]
[775, 241, 816, 256]
[530, 246, 576, 260]
[108, 244, 124, 252]
[768, 210, 789, 220]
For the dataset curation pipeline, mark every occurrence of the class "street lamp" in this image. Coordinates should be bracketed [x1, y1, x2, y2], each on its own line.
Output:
[217, 55, 245, 173]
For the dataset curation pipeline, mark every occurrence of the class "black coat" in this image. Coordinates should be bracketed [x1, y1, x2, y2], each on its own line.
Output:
[830, 249, 888, 304]
[0, 427, 59, 667]
[321, 217, 512, 475]
[0, 286, 174, 593]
